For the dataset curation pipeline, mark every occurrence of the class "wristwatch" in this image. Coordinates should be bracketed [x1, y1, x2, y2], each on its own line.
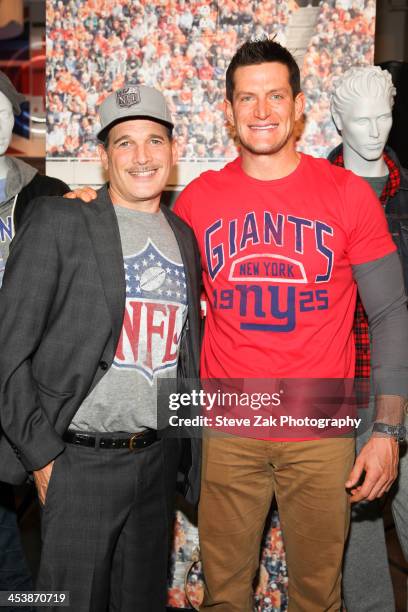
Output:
[372, 422, 407, 443]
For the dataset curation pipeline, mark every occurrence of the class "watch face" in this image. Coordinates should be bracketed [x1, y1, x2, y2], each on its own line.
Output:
[392, 424, 407, 442]
[397, 425, 407, 442]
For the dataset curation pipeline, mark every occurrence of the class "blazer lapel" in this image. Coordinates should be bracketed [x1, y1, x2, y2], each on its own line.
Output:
[80, 185, 126, 351]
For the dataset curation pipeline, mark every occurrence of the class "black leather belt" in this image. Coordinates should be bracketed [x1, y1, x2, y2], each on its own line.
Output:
[63, 429, 158, 450]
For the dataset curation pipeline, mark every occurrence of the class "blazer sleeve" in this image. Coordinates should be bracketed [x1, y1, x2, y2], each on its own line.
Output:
[0, 197, 65, 471]
[14, 174, 70, 232]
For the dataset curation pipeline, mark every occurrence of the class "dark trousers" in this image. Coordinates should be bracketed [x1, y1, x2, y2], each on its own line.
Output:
[0, 482, 33, 612]
[37, 436, 181, 612]
[0, 483, 33, 590]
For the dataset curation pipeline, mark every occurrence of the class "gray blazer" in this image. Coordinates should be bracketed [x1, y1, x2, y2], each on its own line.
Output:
[0, 186, 202, 502]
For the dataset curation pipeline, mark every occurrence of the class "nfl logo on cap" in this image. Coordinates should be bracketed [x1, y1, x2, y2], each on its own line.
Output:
[116, 87, 141, 109]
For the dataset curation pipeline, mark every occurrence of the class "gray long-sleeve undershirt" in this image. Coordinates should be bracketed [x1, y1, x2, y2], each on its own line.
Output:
[352, 251, 408, 423]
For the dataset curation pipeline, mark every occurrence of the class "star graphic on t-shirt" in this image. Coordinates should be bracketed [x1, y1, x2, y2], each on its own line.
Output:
[122, 240, 187, 305]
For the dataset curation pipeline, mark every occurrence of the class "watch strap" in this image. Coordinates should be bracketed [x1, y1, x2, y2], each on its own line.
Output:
[372, 422, 406, 443]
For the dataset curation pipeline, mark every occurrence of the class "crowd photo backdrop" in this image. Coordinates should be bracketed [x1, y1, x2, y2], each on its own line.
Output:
[46, 0, 376, 609]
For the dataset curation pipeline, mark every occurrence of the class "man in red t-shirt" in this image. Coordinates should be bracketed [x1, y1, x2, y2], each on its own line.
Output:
[173, 40, 408, 611]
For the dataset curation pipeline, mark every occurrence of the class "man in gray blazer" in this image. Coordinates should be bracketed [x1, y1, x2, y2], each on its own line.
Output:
[0, 85, 201, 611]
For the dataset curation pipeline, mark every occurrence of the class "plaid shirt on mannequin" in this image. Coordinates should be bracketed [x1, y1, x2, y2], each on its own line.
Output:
[331, 150, 400, 377]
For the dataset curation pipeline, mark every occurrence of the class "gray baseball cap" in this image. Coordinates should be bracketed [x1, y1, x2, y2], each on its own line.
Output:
[0, 71, 26, 115]
[97, 85, 174, 142]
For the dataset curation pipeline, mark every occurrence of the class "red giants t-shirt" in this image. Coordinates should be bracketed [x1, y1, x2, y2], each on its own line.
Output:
[174, 154, 396, 380]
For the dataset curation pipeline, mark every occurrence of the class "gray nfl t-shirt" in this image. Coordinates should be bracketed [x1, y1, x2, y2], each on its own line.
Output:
[0, 179, 13, 286]
[71, 205, 188, 432]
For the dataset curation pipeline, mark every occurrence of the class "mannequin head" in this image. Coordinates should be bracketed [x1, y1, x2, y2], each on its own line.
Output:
[0, 71, 26, 157]
[331, 66, 395, 167]
[0, 91, 14, 155]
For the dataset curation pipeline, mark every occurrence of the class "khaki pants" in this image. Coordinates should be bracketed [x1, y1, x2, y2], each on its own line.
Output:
[198, 434, 355, 612]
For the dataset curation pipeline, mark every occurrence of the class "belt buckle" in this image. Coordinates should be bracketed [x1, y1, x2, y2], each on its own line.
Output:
[128, 432, 143, 450]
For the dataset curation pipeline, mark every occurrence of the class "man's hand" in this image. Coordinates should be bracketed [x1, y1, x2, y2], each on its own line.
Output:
[63, 187, 97, 202]
[345, 436, 399, 503]
[33, 460, 55, 506]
